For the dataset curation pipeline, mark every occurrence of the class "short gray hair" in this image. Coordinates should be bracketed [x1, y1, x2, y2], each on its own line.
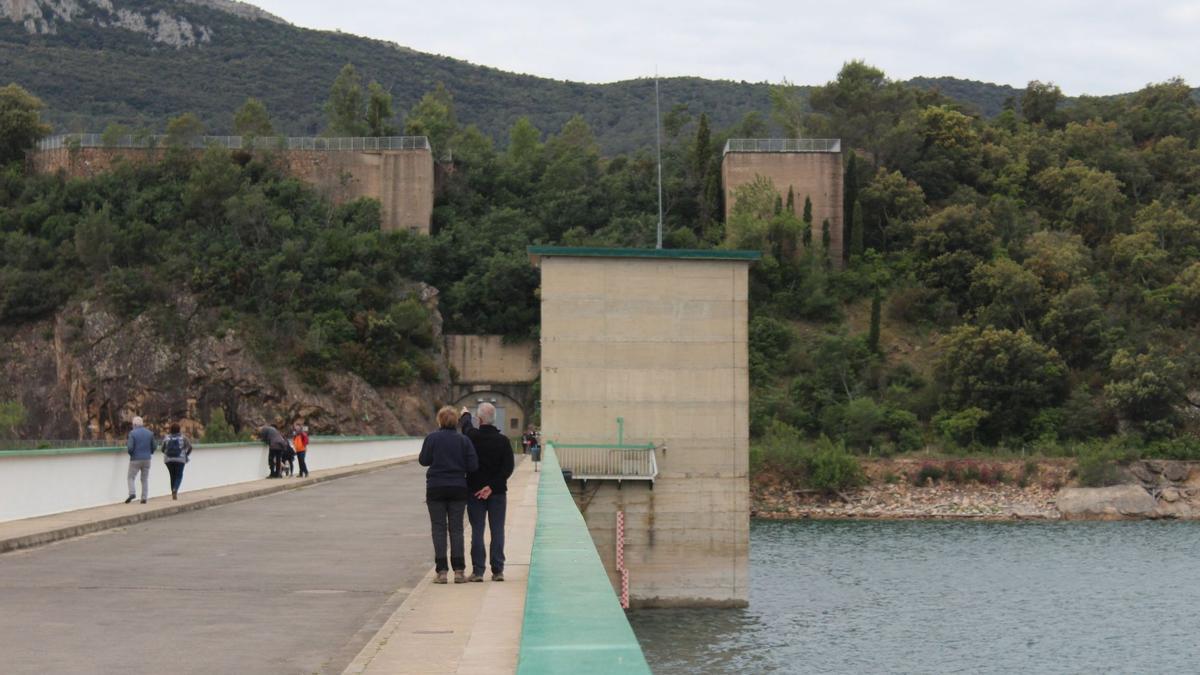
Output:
[132, 416, 144, 427]
[476, 402, 496, 425]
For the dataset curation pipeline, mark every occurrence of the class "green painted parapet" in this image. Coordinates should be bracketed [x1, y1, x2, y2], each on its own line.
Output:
[517, 444, 651, 674]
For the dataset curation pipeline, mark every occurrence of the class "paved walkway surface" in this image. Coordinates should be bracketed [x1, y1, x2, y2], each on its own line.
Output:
[345, 458, 539, 675]
[0, 455, 419, 554]
[0, 461, 433, 674]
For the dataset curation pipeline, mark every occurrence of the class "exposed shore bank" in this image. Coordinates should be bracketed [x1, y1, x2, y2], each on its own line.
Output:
[752, 458, 1200, 521]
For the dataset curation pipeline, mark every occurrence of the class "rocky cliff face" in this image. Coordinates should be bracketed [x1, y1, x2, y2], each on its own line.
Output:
[0, 289, 450, 442]
[0, 0, 282, 46]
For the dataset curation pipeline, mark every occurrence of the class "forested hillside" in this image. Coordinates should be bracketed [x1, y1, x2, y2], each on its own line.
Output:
[2, 45, 1200, 464]
[0, 0, 772, 154]
[8, 0, 1188, 155]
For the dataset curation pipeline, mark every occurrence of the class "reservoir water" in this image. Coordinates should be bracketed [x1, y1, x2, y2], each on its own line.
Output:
[629, 518, 1200, 674]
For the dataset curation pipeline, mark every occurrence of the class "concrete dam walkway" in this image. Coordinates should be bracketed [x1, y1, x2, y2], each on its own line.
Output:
[0, 461, 532, 674]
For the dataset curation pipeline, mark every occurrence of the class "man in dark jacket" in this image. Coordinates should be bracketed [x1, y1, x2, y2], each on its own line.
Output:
[459, 403, 515, 581]
[259, 425, 288, 478]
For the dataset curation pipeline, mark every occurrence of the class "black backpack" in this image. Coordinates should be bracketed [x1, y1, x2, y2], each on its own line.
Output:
[164, 435, 185, 459]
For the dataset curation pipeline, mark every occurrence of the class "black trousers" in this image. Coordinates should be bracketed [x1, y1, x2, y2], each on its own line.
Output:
[268, 447, 282, 477]
[426, 487, 468, 572]
[296, 451, 308, 477]
[166, 462, 186, 493]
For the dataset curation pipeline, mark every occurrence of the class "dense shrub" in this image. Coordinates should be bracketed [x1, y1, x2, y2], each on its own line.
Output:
[750, 424, 865, 493]
[806, 437, 867, 492]
[914, 463, 944, 485]
[1075, 446, 1124, 487]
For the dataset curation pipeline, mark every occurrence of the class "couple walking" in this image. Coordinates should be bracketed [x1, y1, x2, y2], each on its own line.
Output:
[419, 403, 515, 584]
[125, 417, 193, 503]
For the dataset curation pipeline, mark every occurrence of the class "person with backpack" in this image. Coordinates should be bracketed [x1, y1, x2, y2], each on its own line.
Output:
[292, 422, 310, 478]
[161, 422, 193, 500]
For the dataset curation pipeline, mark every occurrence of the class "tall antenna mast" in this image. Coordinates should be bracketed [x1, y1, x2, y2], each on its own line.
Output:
[655, 74, 664, 249]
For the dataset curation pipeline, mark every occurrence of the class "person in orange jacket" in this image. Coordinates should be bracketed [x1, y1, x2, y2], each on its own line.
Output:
[291, 422, 310, 477]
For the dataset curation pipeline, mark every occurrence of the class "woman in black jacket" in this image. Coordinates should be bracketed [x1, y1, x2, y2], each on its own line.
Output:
[418, 406, 479, 584]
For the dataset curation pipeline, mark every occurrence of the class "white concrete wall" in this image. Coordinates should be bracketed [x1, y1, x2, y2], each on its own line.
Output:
[0, 438, 422, 523]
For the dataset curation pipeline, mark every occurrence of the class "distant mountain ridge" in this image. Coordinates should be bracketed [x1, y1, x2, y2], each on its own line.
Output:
[0, 0, 1176, 153]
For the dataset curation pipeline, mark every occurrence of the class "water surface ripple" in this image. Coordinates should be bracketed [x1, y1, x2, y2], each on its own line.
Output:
[629, 519, 1200, 674]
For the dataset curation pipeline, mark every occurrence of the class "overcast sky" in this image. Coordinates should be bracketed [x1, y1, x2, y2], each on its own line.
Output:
[248, 1, 1199, 95]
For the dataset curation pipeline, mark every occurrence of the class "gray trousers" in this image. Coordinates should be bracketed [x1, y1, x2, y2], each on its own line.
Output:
[127, 459, 151, 498]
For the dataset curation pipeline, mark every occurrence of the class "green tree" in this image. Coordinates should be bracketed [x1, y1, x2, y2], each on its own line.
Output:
[1175, 262, 1200, 321]
[968, 257, 1046, 330]
[1038, 285, 1108, 369]
[725, 175, 778, 250]
[801, 195, 813, 248]
[0, 399, 24, 438]
[0, 83, 51, 165]
[1021, 80, 1064, 126]
[203, 408, 239, 443]
[1033, 160, 1126, 245]
[867, 288, 882, 354]
[74, 207, 116, 275]
[100, 122, 130, 147]
[769, 78, 807, 137]
[1104, 349, 1187, 435]
[233, 97, 274, 138]
[325, 63, 368, 136]
[849, 198, 864, 257]
[1021, 231, 1089, 292]
[913, 204, 996, 301]
[935, 325, 1068, 442]
[807, 61, 914, 165]
[1122, 77, 1200, 145]
[858, 168, 926, 251]
[365, 82, 396, 137]
[405, 83, 458, 157]
[165, 112, 205, 148]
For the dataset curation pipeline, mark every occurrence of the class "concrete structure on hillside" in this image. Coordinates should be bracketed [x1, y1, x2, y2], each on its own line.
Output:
[445, 334, 539, 436]
[530, 246, 759, 608]
[721, 138, 844, 265]
[30, 135, 435, 234]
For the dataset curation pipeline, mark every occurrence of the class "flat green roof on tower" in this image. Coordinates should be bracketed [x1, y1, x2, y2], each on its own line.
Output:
[527, 246, 761, 265]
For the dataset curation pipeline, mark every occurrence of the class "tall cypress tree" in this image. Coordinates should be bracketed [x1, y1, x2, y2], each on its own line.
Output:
[802, 195, 813, 248]
[843, 153, 859, 263]
[850, 198, 865, 257]
[821, 219, 832, 269]
[786, 186, 795, 213]
[694, 114, 714, 230]
[868, 288, 882, 354]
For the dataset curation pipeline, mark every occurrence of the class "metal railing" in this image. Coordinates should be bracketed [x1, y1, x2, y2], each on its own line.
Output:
[556, 446, 658, 484]
[724, 138, 841, 154]
[36, 134, 431, 152]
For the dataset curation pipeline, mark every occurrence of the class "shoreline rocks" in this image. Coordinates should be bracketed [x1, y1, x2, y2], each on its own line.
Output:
[752, 458, 1200, 522]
